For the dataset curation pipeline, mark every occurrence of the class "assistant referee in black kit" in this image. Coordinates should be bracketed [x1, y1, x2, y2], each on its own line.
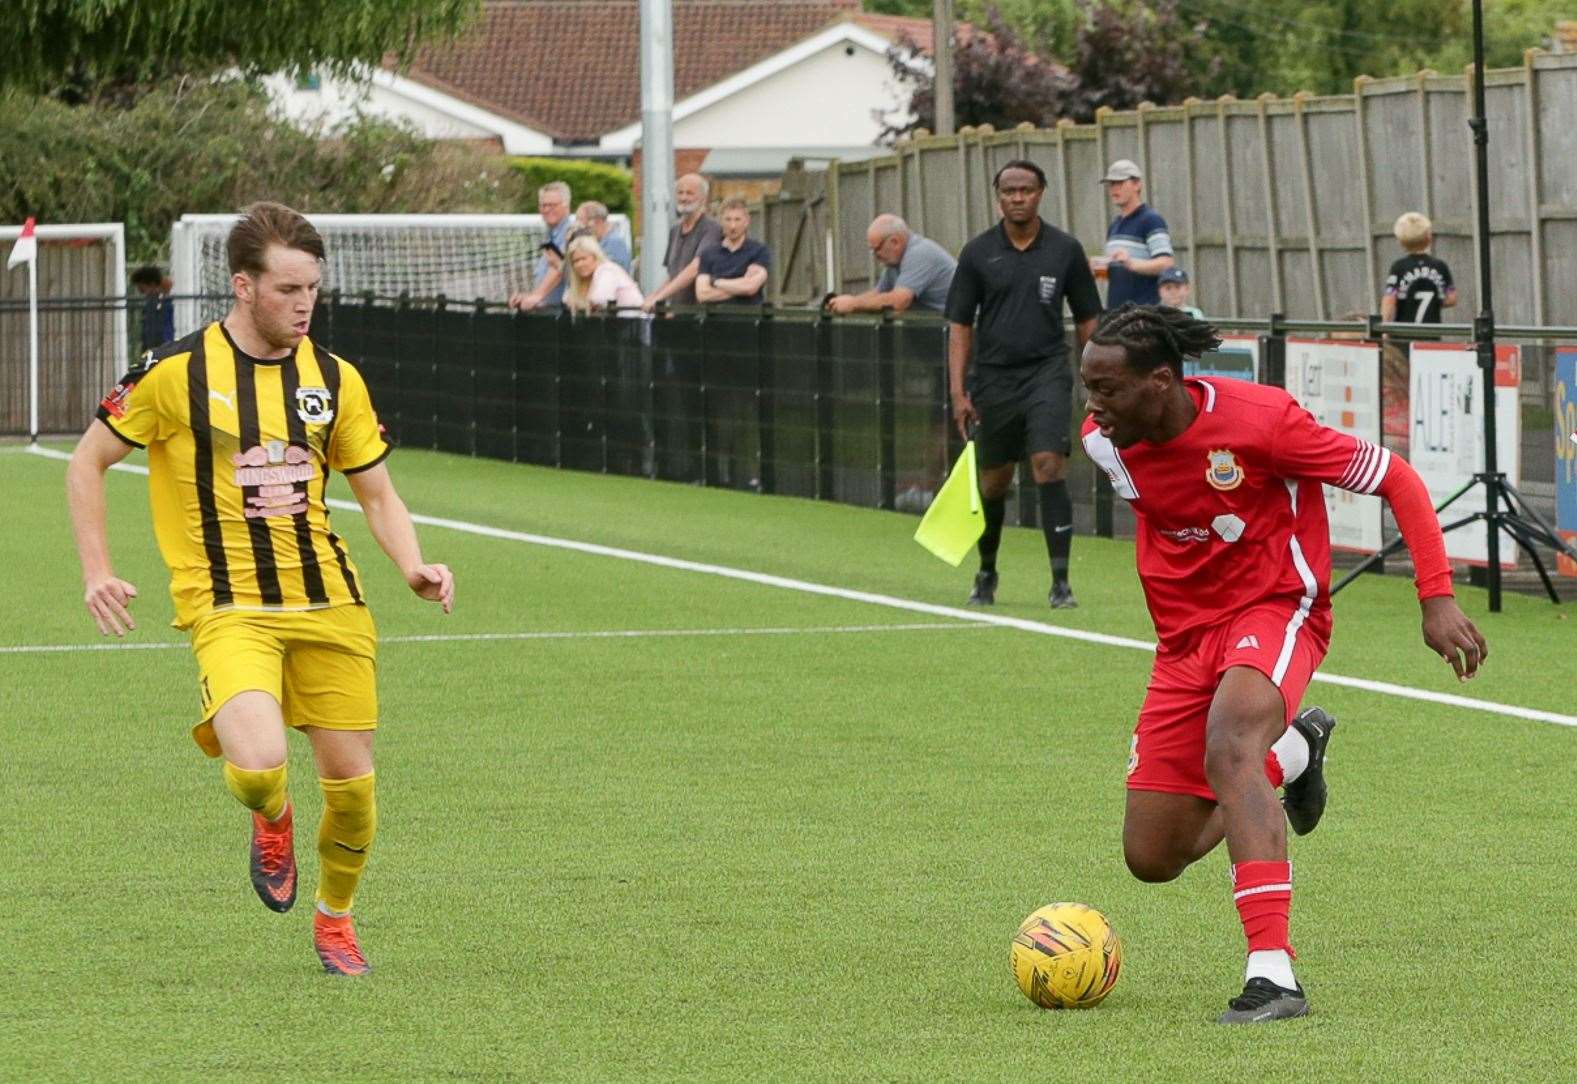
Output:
[946, 159, 1102, 609]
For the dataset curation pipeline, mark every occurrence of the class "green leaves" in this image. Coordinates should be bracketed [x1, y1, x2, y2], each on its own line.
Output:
[0, 80, 524, 265]
[2, 0, 480, 95]
[510, 158, 635, 216]
[870, 0, 1567, 106]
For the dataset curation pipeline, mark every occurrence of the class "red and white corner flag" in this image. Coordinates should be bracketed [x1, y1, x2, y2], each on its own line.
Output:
[7, 216, 36, 269]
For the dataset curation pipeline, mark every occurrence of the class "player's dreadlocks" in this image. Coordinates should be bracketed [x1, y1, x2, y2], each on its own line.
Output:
[1090, 303, 1223, 377]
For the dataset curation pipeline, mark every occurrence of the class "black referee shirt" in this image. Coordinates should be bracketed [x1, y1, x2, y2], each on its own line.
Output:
[945, 218, 1103, 370]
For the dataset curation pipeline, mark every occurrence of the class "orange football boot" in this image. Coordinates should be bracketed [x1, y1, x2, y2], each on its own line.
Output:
[248, 804, 297, 913]
[313, 909, 371, 976]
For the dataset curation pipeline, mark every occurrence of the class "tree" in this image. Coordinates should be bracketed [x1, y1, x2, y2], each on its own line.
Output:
[1065, 1, 1208, 117]
[879, 7, 1080, 141]
[879, 1, 1207, 140]
[2, 0, 480, 98]
[0, 80, 523, 264]
[882, 0, 1568, 107]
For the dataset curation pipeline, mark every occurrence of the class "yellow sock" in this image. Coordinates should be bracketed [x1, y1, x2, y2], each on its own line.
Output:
[222, 761, 288, 821]
[317, 771, 376, 913]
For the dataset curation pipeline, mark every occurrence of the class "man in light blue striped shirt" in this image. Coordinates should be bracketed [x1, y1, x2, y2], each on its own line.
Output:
[1095, 159, 1175, 307]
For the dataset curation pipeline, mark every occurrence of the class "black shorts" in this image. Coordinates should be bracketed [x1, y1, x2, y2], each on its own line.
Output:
[971, 363, 1073, 466]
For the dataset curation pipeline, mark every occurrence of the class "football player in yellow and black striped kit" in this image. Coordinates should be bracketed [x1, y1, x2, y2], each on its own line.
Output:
[66, 202, 454, 976]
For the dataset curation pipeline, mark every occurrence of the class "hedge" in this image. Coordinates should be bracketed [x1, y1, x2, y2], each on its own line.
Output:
[0, 80, 526, 266]
[510, 156, 633, 215]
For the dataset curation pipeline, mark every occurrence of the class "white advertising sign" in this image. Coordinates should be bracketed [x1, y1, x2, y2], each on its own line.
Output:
[1283, 339, 1384, 552]
[1408, 343, 1521, 567]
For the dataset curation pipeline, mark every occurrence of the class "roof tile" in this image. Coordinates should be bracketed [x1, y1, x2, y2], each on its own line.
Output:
[405, 0, 873, 143]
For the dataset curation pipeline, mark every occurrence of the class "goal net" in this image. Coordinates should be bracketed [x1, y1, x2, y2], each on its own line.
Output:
[0, 221, 126, 436]
[169, 212, 633, 334]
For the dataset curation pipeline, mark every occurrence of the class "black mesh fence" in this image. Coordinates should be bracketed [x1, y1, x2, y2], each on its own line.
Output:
[307, 298, 975, 520]
[302, 297, 1573, 597]
[5, 292, 1572, 596]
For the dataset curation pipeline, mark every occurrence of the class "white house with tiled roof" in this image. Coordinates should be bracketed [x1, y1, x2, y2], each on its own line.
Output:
[269, 0, 941, 174]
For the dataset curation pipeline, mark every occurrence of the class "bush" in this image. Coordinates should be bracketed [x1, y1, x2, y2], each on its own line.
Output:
[0, 79, 526, 266]
[510, 156, 632, 215]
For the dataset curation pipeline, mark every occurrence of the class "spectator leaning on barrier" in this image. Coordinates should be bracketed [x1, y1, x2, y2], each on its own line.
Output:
[825, 214, 957, 315]
[643, 173, 725, 312]
[946, 158, 1103, 611]
[1158, 267, 1204, 319]
[131, 264, 177, 351]
[563, 234, 643, 317]
[1094, 159, 1174, 307]
[1380, 212, 1457, 325]
[695, 199, 771, 306]
[575, 201, 632, 274]
[510, 180, 573, 311]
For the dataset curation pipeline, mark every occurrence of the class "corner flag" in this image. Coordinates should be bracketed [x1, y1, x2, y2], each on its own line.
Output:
[6, 217, 36, 269]
[8, 217, 40, 443]
[913, 441, 985, 566]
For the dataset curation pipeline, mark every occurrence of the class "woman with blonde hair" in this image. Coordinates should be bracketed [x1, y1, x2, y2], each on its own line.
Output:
[563, 233, 643, 316]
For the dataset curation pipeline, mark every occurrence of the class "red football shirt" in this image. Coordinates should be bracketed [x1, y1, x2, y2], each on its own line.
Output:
[1080, 378, 1396, 646]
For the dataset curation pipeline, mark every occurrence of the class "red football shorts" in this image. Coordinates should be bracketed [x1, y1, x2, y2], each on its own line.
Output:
[1126, 601, 1331, 802]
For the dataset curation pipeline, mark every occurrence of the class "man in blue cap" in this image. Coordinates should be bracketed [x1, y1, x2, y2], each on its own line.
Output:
[1158, 266, 1204, 319]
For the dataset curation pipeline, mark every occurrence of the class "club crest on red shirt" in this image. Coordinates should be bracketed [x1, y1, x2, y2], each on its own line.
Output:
[1205, 449, 1244, 491]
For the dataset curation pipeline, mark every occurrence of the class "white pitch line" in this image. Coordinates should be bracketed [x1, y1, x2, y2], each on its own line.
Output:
[24, 444, 1577, 729]
[0, 621, 990, 656]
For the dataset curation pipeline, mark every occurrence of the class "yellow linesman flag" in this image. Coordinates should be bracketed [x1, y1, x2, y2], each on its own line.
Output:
[913, 441, 985, 566]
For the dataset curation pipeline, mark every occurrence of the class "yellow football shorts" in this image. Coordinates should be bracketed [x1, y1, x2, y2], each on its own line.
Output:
[188, 605, 379, 758]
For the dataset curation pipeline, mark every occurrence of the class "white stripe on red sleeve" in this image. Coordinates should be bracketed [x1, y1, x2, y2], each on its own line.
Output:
[1361, 447, 1392, 494]
[1337, 441, 1390, 494]
[1336, 443, 1374, 489]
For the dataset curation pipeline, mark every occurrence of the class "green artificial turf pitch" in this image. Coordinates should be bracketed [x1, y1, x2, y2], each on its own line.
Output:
[2, 444, 1574, 1081]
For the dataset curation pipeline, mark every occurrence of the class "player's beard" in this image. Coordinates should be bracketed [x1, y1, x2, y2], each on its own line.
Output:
[676, 198, 701, 216]
[257, 307, 308, 352]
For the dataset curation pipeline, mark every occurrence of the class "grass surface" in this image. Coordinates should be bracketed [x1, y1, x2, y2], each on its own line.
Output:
[3, 443, 1575, 1081]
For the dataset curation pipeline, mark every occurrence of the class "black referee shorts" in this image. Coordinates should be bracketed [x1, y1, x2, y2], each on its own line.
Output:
[970, 363, 1073, 467]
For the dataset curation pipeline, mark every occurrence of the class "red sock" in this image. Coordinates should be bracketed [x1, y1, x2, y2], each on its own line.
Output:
[1263, 750, 1285, 788]
[1232, 860, 1295, 956]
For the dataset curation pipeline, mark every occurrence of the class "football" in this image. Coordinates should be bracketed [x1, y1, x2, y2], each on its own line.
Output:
[1009, 902, 1123, 1009]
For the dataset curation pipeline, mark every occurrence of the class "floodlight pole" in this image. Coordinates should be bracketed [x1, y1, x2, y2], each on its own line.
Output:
[639, 0, 676, 294]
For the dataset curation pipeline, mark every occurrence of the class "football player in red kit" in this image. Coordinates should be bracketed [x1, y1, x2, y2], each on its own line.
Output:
[1079, 304, 1488, 1023]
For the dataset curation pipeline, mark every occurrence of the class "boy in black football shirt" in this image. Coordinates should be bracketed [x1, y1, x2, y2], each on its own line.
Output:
[1380, 212, 1457, 324]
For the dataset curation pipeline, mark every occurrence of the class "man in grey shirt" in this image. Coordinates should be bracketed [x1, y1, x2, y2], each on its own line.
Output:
[826, 214, 956, 315]
[575, 200, 632, 273]
[642, 173, 725, 310]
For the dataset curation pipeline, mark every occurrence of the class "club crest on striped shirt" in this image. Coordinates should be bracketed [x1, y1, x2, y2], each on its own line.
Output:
[296, 386, 334, 426]
[1205, 449, 1244, 491]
